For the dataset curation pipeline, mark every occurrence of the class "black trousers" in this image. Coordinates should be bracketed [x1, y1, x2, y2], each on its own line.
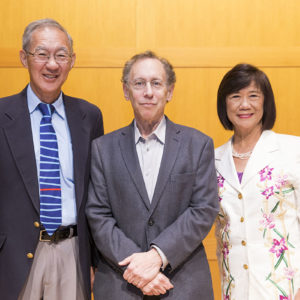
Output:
[143, 296, 160, 300]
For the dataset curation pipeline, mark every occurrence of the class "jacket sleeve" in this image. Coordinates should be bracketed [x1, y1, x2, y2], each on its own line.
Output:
[86, 139, 142, 272]
[151, 137, 219, 271]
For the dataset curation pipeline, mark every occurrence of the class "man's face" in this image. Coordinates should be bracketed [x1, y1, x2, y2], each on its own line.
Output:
[123, 58, 174, 127]
[20, 26, 75, 103]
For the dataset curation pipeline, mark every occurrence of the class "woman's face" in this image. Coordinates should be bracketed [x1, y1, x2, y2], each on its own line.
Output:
[226, 81, 264, 134]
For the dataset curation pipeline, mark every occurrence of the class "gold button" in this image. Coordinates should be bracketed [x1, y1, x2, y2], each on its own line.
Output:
[240, 217, 244, 222]
[238, 193, 243, 199]
[34, 221, 40, 228]
[241, 240, 246, 246]
[243, 264, 248, 269]
[27, 253, 34, 259]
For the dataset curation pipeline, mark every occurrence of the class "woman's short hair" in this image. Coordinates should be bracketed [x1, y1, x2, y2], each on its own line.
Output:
[217, 63, 276, 130]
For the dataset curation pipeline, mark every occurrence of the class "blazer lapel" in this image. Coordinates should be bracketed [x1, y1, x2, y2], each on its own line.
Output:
[2, 89, 40, 212]
[215, 139, 241, 191]
[241, 130, 278, 187]
[119, 123, 151, 210]
[150, 119, 181, 212]
[64, 96, 89, 212]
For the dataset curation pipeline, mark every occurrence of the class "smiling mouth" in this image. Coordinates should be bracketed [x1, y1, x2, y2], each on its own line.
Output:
[238, 114, 253, 118]
[43, 74, 59, 79]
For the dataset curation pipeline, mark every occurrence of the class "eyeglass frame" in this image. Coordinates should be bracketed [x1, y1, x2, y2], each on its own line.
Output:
[127, 79, 167, 91]
[25, 48, 72, 64]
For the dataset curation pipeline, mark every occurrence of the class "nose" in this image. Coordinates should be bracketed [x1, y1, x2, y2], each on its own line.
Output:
[45, 55, 59, 69]
[143, 82, 153, 97]
[239, 96, 251, 108]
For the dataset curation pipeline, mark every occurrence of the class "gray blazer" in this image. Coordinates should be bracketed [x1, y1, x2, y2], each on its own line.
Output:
[86, 117, 219, 299]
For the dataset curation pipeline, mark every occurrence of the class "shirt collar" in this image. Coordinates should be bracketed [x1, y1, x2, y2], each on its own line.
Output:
[134, 116, 166, 145]
[27, 84, 65, 119]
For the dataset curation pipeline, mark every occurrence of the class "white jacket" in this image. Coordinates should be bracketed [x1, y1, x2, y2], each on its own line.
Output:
[215, 130, 300, 300]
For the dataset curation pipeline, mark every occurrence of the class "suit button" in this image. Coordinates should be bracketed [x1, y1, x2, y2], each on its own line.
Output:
[241, 240, 246, 246]
[240, 217, 244, 222]
[148, 219, 154, 226]
[34, 221, 40, 228]
[27, 253, 34, 259]
[243, 264, 248, 270]
[238, 193, 243, 199]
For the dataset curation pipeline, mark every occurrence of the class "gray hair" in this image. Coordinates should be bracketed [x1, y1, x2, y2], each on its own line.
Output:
[22, 18, 73, 53]
[121, 50, 176, 86]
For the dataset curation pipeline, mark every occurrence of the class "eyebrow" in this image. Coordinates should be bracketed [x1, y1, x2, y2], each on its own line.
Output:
[133, 77, 163, 81]
[230, 89, 261, 94]
[33, 46, 69, 52]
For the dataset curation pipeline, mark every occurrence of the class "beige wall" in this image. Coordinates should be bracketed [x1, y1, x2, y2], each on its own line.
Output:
[1, 1, 300, 298]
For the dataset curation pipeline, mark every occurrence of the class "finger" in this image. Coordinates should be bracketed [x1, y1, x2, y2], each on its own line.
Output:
[154, 285, 167, 295]
[118, 255, 132, 266]
[142, 288, 151, 295]
[136, 281, 145, 289]
[162, 278, 174, 290]
[157, 274, 173, 290]
[152, 289, 160, 296]
[123, 268, 134, 282]
[151, 280, 166, 294]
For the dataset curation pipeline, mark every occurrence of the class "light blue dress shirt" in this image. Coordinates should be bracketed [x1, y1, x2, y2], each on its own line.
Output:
[27, 84, 77, 225]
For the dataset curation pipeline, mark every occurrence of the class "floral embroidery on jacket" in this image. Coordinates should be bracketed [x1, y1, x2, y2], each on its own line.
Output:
[217, 174, 235, 299]
[258, 165, 296, 299]
[217, 164, 298, 300]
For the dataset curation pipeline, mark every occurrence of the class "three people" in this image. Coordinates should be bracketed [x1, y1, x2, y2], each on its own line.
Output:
[1, 18, 300, 300]
[215, 64, 300, 299]
[0, 19, 103, 300]
[86, 51, 219, 299]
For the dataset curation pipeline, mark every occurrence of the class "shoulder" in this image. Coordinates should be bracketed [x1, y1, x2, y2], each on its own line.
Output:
[63, 94, 102, 116]
[92, 124, 132, 145]
[169, 119, 213, 145]
[274, 131, 300, 144]
[273, 131, 300, 157]
[0, 88, 27, 108]
[215, 138, 231, 158]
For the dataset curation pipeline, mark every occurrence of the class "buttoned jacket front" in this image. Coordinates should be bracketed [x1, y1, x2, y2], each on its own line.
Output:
[86, 117, 219, 299]
[0, 87, 103, 300]
[215, 130, 300, 300]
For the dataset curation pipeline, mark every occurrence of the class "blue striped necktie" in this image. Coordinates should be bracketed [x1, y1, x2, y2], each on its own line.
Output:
[38, 103, 62, 236]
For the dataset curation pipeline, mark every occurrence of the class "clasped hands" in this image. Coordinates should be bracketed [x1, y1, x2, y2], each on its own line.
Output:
[119, 248, 174, 296]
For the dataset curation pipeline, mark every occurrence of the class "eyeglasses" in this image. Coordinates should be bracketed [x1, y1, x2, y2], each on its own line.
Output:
[26, 49, 71, 64]
[129, 79, 166, 90]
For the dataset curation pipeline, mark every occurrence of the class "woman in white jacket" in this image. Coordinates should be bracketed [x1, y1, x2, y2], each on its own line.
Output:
[215, 63, 300, 300]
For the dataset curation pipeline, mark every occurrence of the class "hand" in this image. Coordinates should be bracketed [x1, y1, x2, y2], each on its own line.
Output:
[142, 272, 174, 296]
[295, 289, 300, 300]
[118, 248, 162, 288]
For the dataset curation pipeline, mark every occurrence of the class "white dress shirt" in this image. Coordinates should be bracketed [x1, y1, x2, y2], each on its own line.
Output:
[134, 116, 168, 268]
[135, 117, 165, 202]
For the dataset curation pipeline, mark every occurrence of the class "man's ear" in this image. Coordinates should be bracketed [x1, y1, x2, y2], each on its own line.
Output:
[70, 52, 76, 68]
[123, 83, 130, 101]
[166, 84, 175, 102]
[19, 50, 28, 68]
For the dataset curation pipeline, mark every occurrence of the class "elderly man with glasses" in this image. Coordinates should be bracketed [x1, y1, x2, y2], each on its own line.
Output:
[86, 51, 219, 300]
[0, 18, 103, 300]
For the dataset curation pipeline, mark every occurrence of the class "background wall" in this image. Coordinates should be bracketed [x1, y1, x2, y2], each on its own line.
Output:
[1, 0, 300, 298]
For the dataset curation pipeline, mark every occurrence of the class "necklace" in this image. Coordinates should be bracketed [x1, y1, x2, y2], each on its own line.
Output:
[232, 148, 252, 160]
